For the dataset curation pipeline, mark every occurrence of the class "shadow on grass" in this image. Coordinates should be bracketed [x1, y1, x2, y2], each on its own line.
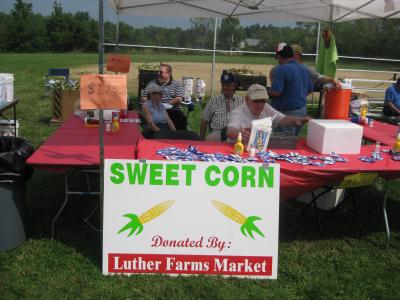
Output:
[279, 187, 400, 246]
[37, 116, 53, 125]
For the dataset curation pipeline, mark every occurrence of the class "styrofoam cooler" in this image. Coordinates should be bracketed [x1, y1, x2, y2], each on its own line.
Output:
[0, 74, 14, 103]
[307, 119, 363, 154]
[297, 188, 345, 211]
[182, 77, 193, 102]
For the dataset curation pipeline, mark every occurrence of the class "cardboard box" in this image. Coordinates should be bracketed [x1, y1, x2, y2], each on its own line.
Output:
[51, 89, 80, 122]
[307, 119, 363, 154]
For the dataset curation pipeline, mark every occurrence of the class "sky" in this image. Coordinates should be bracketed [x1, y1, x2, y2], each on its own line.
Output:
[0, 0, 293, 28]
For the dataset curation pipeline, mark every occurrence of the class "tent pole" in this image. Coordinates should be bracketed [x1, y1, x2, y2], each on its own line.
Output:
[210, 17, 217, 97]
[98, 0, 105, 270]
[115, 11, 120, 52]
[315, 22, 321, 65]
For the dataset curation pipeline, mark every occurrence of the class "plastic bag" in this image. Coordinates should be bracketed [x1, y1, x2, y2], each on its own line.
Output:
[246, 117, 272, 152]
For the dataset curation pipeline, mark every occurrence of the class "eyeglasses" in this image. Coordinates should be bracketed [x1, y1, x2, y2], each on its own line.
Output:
[253, 99, 267, 104]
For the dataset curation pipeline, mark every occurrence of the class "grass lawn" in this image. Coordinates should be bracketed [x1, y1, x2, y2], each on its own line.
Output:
[0, 53, 400, 299]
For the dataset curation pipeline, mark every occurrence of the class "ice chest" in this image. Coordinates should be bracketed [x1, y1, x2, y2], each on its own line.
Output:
[307, 119, 363, 154]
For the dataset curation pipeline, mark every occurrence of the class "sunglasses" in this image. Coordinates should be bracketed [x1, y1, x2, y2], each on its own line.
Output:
[150, 92, 162, 95]
[253, 99, 267, 104]
[158, 70, 165, 74]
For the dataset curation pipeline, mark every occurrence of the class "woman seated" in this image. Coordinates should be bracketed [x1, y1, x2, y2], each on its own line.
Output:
[142, 85, 200, 140]
[142, 85, 176, 138]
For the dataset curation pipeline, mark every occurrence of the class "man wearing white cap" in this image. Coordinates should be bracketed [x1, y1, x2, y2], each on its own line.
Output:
[227, 84, 310, 145]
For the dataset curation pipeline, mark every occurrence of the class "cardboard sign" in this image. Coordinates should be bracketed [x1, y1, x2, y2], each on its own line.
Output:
[106, 54, 131, 73]
[103, 160, 280, 279]
[80, 74, 127, 109]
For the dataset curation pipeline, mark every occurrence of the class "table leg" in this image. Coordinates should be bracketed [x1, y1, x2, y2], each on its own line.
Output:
[51, 172, 69, 239]
[382, 180, 390, 248]
[13, 104, 17, 137]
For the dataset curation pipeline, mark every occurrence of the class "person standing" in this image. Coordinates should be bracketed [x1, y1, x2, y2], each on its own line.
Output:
[142, 64, 187, 130]
[268, 43, 313, 135]
[291, 44, 341, 90]
[383, 78, 400, 117]
[200, 71, 244, 141]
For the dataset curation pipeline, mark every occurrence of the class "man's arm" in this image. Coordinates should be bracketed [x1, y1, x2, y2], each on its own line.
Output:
[277, 115, 311, 127]
[168, 96, 183, 106]
[269, 67, 284, 98]
[200, 119, 209, 140]
[386, 102, 400, 115]
[142, 105, 160, 132]
[170, 81, 185, 105]
[319, 76, 341, 88]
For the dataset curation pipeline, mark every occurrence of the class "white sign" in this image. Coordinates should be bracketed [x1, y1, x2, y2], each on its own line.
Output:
[103, 160, 280, 279]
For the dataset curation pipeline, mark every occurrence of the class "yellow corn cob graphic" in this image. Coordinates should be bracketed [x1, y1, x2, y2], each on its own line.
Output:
[118, 200, 175, 237]
[212, 200, 247, 225]
[212, 200, 265, 240]
[139, 200, 175, 224]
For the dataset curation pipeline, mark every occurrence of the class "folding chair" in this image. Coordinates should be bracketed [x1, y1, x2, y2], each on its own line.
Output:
[301, 172, 378, 233]
[44, 68, 70, 97]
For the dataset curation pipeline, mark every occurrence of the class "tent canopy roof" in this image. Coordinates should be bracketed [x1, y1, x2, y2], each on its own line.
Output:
[108, 0, 400, 22]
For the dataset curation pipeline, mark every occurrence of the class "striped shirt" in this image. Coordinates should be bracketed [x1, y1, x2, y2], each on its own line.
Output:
[144, 79, 184, 110]
[202, 94, 244, 131]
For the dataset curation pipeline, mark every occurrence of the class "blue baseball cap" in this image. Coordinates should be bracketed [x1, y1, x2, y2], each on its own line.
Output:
[221, 70, 236, 84]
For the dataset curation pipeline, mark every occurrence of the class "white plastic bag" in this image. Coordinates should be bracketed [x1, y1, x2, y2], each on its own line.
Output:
[247, 117, 272, 152]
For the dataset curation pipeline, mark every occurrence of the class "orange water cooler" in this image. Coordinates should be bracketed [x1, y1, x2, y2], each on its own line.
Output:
[323, 88, 352, 119]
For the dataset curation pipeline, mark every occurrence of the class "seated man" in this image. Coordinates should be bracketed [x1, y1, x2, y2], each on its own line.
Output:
[383, 78, 400, 117]
[227, 84, 310, 145]
[268, 43, 313, 135]
[141, 64, 187, 130]
[291, 44, 341, 90]
[200, 71, 244, 141]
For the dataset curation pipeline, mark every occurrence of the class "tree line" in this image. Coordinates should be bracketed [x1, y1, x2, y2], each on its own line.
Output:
[1, 0, 399, 59]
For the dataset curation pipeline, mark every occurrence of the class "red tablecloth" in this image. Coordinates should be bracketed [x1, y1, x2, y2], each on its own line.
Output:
[362, 120, 398, 145]
[136, 139, 400, 200]
[27, 112, 142, 169]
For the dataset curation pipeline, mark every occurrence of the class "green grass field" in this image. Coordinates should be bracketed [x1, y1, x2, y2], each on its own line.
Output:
[0, 53, 400, 299]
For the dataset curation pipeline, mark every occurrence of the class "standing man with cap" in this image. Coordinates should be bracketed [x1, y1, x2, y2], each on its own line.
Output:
[383, 78, 400, 117]
[141, 63, 187, 130]
[200, 71, 244, 141]
[268, 43, 313, 135]
[291, 44, 341, 90]
[227, 84, 310, 145]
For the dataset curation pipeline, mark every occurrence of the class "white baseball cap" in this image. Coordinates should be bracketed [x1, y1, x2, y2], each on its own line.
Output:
[247, 84, 268, 100]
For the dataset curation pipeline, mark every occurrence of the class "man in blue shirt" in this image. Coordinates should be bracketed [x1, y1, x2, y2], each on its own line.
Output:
[383, 78, 400, 117]
[268, 43, 313, 135]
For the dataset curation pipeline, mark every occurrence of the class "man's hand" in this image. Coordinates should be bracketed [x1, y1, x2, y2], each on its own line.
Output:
[294, 116, 311, 127]
[241, 128, 251, 146]
[333, 80, 342, 89]
[150, 123, 160, 132]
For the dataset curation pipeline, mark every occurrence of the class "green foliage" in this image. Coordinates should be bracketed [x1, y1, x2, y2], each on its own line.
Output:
[2, 1, 400, 60]
[5, 0, 48, 52]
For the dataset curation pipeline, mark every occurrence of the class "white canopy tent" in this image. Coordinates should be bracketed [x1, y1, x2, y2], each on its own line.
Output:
[107, 0, 400, 23]
[96, 1, 399, 250]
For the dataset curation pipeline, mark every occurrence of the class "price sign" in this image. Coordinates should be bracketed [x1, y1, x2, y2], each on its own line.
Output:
[106, 54, 131, 73]
[80, 74, 127, 110]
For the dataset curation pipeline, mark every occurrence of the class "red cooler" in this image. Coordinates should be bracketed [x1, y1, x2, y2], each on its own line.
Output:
[323, 88, 352, 119]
